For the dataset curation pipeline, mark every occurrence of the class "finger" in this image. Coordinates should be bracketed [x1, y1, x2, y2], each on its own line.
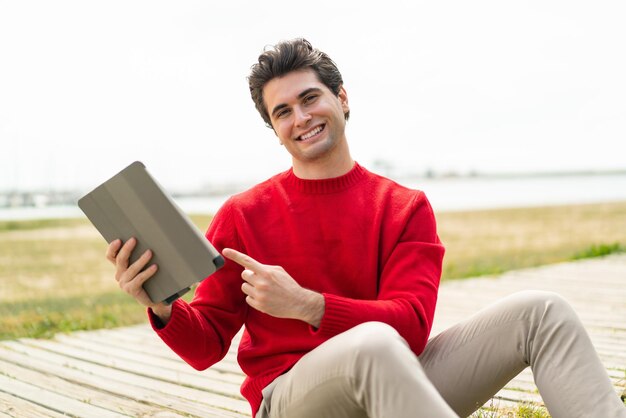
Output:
[115, 237, 137, 277]
[223, 248, 265, 272]
[120, 264, 158, 297]
[124, 249, 154, 281]
[105, 239, 123, 264]
[131, 264, 158, 288]
[241, 282, 257, 298]
[241, 269, 256, 283]
[245, 295, 261, 312]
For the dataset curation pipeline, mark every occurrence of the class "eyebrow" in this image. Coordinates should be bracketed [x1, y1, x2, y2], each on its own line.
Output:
[270, 87, 323, 119]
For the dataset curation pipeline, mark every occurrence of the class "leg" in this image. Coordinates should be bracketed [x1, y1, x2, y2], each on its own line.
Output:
[419, 290, 626, 418]
[257, 322, 459, 418]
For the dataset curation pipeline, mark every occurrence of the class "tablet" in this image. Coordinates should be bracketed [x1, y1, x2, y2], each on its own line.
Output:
[78, 161, 224, 304]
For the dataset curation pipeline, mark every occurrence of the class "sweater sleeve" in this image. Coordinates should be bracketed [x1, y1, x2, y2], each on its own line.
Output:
[149, 198, 248, 370]
[313, 192, 444, 355]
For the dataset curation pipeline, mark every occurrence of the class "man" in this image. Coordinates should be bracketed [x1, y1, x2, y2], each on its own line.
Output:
[107, 39, 625, 417]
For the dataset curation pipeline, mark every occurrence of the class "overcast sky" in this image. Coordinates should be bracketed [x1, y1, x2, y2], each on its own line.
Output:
[1, 0, 625, 192]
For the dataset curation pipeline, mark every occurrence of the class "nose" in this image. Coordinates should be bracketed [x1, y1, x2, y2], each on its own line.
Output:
[293, 105, 311, 127]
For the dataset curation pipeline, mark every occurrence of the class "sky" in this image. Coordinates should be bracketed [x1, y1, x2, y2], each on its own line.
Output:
[1, 0, 625, 193]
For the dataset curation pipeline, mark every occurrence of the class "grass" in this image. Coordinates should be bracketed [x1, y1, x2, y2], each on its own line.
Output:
[620, 370, 626, 406]
[0, 291, 136, 340]
[1, 202, 625, 342]
[0, 215, 210, 340]
[572, 242, 625, 259]
[437, 201, 626, 279]
[471, 402, 550, 418]
[0, 217, 86, 232]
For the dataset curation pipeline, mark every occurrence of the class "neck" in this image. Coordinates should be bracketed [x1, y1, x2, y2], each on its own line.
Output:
[292, 139, 354, 180]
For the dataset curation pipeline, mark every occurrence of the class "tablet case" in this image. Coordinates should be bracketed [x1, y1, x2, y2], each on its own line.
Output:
[78, 161, 224, 304]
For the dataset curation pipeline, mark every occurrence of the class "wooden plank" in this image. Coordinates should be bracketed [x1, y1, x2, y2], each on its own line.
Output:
[437, 285, 626, 310]
[71, 326, 243, 372]
[72, 326, 241, 359]
[18, 338, 244, 398]
[0, 391, 67, 418]
[0, 255, 623, 416]
[493, 388, 543, 404]
[3, 341, 250, 413]
[53, 333, 245, 384]
[433, 255, 626, 412]
[0, 374, 123, 418]
[0, 357, 186, 417]
[0, 341, 249, 415]
[109, 325, 244, 358]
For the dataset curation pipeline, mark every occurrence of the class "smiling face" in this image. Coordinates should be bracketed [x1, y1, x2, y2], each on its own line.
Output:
[263, 69, 352, 179]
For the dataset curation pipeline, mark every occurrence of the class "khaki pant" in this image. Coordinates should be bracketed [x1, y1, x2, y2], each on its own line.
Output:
[256, 291, 626, 418]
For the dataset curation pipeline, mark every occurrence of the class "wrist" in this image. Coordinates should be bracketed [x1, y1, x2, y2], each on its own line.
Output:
[151, 303, 173, 327]
[300, 290, 325, 328]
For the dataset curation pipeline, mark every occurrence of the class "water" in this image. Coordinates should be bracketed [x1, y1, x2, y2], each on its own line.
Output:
[0, 195, 229, 221]
[410, 174, 626, 212]
[1, 174, 625, 221]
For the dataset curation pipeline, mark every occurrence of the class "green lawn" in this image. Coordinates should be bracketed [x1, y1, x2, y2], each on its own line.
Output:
[1, 202, 625, 341]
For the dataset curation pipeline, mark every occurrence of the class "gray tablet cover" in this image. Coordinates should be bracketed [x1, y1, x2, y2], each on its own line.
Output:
[78, 161, 224, 304]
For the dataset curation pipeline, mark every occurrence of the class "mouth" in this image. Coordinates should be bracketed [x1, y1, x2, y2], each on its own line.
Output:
[297, 124, 325, 141]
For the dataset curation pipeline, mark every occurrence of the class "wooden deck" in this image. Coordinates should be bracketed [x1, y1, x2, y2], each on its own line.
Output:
[1, 255, 625, 417]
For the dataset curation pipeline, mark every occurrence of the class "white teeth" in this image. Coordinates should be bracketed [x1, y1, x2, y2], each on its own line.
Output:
[300, 125, 323, 140]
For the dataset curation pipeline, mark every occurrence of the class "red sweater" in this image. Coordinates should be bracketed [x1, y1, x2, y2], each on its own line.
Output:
[150, 162, 445, 416]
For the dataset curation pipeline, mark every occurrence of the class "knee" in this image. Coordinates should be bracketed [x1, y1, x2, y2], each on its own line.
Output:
[345, 322, 413, 364]
[520, 290, 573, 312]
[347, 322, 401, 347]
[515, 290, 579, 327]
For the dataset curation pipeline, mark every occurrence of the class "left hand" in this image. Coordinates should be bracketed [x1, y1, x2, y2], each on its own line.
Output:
[222, 248, 325, 327]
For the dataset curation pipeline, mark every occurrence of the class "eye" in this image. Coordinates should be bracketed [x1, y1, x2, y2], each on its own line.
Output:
[303, 94, 318, 104]
[276, 108, 291, 119]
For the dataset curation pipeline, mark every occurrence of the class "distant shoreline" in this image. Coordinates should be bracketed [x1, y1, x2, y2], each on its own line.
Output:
[3, 169, 626, 196]
[2, 172, 626, 221]
[393, 168, 626, 181]
[2, 199, 626, 226]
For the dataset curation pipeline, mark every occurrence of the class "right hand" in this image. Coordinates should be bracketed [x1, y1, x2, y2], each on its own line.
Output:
[106, 238, 172, 321]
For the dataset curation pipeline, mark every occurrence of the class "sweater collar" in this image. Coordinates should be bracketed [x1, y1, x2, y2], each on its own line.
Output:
[284, 162, 367, 194]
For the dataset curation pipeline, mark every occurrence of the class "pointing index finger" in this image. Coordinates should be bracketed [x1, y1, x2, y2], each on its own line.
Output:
[222, 248, 265, 272]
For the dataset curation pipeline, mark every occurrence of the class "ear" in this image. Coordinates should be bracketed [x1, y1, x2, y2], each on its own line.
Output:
[338, 86, 349, 114]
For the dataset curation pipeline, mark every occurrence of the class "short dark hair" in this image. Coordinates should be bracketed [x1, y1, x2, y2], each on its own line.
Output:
[248, 38, 349, 128]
